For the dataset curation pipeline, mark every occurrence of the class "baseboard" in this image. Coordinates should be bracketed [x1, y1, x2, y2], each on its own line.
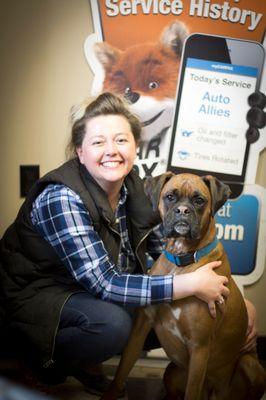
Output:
[257, 336, 266, 361]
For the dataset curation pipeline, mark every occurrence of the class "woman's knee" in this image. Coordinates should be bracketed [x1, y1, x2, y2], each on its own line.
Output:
[55, 298, 133, 366]
[92, 303, 132, 354]
[77, 298, 133, 343]
[106, 305, 132, 347]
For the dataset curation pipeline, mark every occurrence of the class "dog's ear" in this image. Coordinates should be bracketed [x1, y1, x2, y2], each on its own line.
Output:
[94, 42, 122, 71]
[202, 175, 231, 215]
[144, 172, 175, 211]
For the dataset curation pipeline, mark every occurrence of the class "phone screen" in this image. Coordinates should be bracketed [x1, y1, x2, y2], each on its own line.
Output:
[167, 35, 264, 197]
[169, 57, 257, 176]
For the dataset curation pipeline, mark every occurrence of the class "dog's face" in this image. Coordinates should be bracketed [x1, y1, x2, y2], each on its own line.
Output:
[159, 174, 213, 240]
[94, 21, 188, 142]
[145, 173, 231, 241]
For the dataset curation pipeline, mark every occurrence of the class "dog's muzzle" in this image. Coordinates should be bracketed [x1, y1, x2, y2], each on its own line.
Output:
[163, 204, 200, 239]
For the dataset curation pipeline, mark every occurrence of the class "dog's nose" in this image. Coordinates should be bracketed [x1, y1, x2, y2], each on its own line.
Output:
[124, 89, 140, 104]
[176, 206, 190, 215]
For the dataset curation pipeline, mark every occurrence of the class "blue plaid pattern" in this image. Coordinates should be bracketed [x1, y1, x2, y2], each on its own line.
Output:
[113, 186, 136, 273]
[31, 184, 173, 306]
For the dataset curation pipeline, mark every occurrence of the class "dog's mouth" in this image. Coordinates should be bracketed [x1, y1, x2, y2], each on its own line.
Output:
[141, 110, 164, 127]
[174, 221, 191, 236]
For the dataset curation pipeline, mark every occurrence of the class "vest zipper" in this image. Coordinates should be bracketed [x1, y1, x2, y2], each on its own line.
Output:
[107, 220, 122, 264]
[135, 228, 154, 273]
[42, 292, 75, 369]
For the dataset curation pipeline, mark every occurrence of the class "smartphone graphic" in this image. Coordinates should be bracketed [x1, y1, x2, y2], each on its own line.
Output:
[167, 34, 265, 198]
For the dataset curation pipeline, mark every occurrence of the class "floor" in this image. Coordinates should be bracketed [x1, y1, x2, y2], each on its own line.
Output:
[1, 353, 266, 400]
[0, 355, 168, 400]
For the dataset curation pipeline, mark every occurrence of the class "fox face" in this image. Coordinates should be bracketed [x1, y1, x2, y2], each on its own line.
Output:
[94, 21, 189, 143]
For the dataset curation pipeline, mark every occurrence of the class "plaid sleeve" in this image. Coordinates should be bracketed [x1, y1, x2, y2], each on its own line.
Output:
[31, 184, 173, 306]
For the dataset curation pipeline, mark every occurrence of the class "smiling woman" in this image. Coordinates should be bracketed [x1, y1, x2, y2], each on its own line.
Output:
[68, 93, 141, 208]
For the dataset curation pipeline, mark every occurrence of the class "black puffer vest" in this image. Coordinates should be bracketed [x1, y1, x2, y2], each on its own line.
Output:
[0, 159, 160, 366]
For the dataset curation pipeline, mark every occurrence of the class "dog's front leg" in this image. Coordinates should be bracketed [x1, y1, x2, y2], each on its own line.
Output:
[185, 345, 210, 400]
[101, 308, 152, 400]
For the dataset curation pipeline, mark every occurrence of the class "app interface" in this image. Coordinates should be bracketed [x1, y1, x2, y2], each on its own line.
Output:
[170, 58, 258, 175]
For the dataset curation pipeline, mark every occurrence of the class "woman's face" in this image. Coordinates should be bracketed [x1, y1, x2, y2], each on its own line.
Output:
[76, 114, 137, 192]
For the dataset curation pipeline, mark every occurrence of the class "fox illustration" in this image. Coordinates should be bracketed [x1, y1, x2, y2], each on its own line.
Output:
[93, 21, 189, 177]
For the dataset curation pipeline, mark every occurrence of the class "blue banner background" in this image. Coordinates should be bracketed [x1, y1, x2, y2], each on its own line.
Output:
[216, 194, 259, 275]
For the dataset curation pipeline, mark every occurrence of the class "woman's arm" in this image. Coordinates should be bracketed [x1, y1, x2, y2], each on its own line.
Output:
[31, 184, 173, 306]
[31, 184, 229, 310]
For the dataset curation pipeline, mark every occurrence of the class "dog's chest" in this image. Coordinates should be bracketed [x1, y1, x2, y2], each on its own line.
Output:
[145, 303, 191, 364]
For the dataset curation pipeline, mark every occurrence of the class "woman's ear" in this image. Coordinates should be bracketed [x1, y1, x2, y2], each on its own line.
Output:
[134, 139, 140, 149]
[76, 147, 84, 164]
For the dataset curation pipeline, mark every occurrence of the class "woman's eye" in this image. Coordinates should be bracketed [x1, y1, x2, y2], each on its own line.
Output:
[149, 81, 159, 89]
[116, 137, 128, 144]
[92, 140, 104, 146]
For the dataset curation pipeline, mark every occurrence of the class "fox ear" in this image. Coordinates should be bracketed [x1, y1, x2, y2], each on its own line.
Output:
[202, 175, 231, 215]
[160, 21, 189, 57]
[144, 172, 174, 211]
[94, 42, 122, 71]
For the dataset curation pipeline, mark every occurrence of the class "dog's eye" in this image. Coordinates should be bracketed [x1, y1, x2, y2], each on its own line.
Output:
[193, 197, 205, 206]
[149, 81, 159, 90]
[165, 193, 176, 202]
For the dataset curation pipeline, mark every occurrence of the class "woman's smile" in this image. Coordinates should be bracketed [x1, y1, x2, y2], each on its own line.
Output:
[101, 160, 123, 168]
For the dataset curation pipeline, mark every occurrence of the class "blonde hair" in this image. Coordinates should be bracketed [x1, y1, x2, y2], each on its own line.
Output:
[66, 92, 141, 159]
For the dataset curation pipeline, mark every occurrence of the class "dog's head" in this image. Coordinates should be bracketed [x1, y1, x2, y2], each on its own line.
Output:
[145, 172, 231, 241]
[94, 21, 188, 142]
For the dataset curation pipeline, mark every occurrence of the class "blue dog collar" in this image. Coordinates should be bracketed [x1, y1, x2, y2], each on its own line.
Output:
[163, 237, 219, 267]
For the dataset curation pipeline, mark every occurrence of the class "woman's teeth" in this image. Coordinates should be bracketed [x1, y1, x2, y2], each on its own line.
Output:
[102, 161, 121, 168]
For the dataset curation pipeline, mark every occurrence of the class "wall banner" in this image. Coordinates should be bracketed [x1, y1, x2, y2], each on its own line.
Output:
[84, 0, 266, 288]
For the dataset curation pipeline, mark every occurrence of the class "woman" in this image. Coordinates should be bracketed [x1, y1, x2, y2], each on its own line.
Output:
[0, 92, 256, 395]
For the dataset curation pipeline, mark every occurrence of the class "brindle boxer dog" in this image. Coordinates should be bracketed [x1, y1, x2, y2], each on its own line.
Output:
[101, 173, 266, 400]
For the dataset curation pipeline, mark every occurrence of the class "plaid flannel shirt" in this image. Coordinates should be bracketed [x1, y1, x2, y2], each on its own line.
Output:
[30, 184, 173, 306]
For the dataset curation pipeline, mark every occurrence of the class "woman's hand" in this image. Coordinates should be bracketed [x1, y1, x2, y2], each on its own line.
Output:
[241, 298, 258, 353]
[190, 261, 229, 318]
[172, 261, 229, 318]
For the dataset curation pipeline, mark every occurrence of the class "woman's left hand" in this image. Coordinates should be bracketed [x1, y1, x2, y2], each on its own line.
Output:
[241, 298, 258, 353]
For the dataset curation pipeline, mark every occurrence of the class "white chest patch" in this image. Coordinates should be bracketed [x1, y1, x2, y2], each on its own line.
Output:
[171, 307, 182, 321]
[164, 306, 184, 343]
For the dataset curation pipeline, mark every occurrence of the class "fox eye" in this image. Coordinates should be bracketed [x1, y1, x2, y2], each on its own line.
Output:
[149, 81, 159, 89]
[125, 87, 131, 94]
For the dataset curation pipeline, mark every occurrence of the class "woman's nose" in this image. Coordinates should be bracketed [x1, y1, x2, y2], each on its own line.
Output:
[105, 140, 118, 155]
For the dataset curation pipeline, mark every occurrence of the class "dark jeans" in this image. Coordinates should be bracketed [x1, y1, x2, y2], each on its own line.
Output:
[54, 293, 160, 371]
